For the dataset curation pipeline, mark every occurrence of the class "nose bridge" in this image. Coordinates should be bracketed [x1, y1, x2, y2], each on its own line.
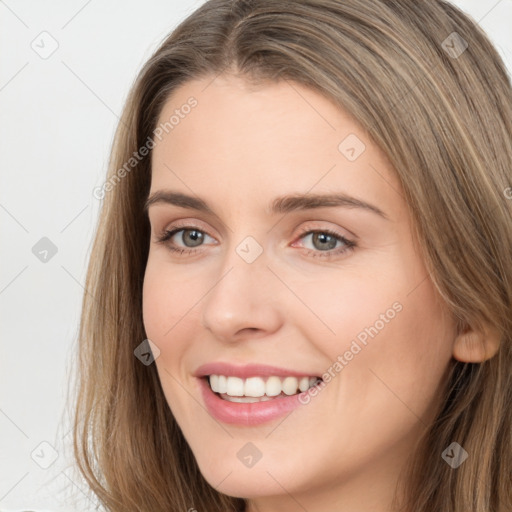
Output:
[200, 231, 282, 340]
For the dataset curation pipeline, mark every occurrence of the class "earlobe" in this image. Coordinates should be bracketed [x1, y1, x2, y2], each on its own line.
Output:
[452, 322, 502, 363]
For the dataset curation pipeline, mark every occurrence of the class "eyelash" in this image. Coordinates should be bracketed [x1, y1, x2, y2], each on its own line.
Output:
[155, 223, 356, 259]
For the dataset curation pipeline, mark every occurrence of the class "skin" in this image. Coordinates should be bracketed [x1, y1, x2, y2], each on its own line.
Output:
[142, 74, 498, 512]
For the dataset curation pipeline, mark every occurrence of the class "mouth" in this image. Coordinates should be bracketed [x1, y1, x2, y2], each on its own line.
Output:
[204, 374, 323, 403]
[194, 362, 325, 424]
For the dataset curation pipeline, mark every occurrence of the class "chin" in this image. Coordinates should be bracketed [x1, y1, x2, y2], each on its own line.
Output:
[194, 456, 296, 498]
[204, 473, 281, 499]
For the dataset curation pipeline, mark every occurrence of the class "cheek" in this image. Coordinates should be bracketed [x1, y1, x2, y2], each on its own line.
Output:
[142, 258, 201, 344]
[142, 267, 169, 341]
[141, 261, 200, 419]
[284, 264, 408, 361]
[329, 270, 454, 428]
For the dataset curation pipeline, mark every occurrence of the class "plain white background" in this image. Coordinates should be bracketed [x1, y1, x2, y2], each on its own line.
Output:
[1, 1, 511, 510]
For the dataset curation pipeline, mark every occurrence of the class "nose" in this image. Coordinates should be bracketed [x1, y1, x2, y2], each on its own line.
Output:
[201, 244, 283, 343]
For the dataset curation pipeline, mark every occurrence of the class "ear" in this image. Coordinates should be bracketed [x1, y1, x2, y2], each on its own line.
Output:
[452, 321, 502, 363]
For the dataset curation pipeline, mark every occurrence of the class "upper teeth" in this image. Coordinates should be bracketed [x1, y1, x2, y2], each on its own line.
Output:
[208, 375, 320, 397]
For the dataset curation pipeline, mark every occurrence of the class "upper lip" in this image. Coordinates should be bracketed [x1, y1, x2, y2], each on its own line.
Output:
[194, 362, 321, 379]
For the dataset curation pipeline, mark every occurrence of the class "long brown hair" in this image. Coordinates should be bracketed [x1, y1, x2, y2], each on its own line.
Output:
[72, 1, 512, 510]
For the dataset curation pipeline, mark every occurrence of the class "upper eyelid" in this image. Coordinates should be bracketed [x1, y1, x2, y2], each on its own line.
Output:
[149, 206, 359, 239]
[162, 221, 217, 239]
[155, 216, 353, 235]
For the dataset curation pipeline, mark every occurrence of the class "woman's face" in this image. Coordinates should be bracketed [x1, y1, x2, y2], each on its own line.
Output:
[143, 74, 456, 509]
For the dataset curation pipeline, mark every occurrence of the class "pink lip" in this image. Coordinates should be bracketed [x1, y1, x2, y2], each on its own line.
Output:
[198, 376, 309, 425]
[194, 361, 320, 379]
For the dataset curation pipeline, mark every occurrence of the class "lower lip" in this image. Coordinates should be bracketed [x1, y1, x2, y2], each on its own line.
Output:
[198, 377, 310, 426]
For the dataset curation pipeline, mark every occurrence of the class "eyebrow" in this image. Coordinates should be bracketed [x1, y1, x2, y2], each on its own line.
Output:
[143, 190, 389, 220]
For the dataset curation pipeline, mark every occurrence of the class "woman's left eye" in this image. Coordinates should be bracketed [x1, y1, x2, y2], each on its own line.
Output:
[155, 226, 356, 259]
[293, 229, 356, 258]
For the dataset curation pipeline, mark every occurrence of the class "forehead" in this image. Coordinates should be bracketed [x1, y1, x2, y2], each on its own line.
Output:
[154, 74, 364, 161]
[150, 74, 402, 219]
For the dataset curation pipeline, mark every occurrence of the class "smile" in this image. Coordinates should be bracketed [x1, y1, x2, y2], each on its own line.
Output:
[195, 362, 324, 425]
[208, 374, 322, 403]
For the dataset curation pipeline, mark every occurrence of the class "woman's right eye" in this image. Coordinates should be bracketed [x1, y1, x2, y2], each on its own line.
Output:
[156, 226, 215, 255]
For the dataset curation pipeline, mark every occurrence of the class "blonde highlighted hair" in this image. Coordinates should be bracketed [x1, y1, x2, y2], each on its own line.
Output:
[73, 1, 512, 510]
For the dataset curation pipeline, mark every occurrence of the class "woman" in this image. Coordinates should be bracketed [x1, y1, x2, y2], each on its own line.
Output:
[73, 1, 512, 510]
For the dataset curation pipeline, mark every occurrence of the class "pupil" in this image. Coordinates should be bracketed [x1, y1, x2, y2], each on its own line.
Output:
[184, 229, 203, 247]
[313, 232, 337, 250]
